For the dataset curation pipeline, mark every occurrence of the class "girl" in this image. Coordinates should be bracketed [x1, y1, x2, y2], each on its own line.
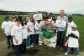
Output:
[27, 19, 35, 47]
[11, 15, 17, 48]
[21, 19, 28, 52]
[11, 19, 23, 56]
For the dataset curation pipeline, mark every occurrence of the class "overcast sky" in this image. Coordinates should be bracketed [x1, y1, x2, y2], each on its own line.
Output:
[0, 0, 84, 14]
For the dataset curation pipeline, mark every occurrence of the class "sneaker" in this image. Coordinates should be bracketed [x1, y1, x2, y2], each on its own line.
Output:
[77, 55, 80, 56]
[26, 46, 31, 48]
[30, 45, 33, 48]
[65, 52, 68, 55]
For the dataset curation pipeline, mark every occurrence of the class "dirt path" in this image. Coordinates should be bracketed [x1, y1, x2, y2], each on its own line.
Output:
[0, 40, 84, 56]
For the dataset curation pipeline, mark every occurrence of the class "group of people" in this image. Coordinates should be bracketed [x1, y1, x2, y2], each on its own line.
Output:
[1, 10, 80, 56]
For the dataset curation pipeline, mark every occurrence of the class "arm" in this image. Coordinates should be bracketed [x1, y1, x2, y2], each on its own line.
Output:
[11, 26, 18, 44]
[68, 33, 78, 39]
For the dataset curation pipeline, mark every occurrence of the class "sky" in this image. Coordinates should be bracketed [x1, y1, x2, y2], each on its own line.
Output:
[0, 0, 84, 14]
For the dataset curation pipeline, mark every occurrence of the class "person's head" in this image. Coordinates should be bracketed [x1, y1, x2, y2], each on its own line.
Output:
[4, 16, 9, 21]
[71, 25, 77, 31]
[60, 9, 65, 17]
[16, 19, 21, 26]
[29, 15, 33, 20]
[43, 16, 49, 21]
[18, 16, 23, 21]
[37, 20, 41, 23]
[68, 16, 73, 22]
[21, 19, 27, 26]
[12, 15, 17, 22]
[30, 19, 35, 24]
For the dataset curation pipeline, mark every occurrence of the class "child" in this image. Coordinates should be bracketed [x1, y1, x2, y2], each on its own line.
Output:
[34, 20, 41, 45]
[21, 19, 28, 52]
[1, 16, 13, 48]
[11, 19, 23, 56]
[11, 15, 17, 48]
[11, 15, 17, 27]
[65, 16, 77, 53]
[66, 16, 76, 36]
[65, 24, 80, 56]
[27, 19, 35, 47]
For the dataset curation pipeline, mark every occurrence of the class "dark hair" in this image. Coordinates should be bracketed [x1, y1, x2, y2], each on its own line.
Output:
[43, 16, 49, 21]
[18, 16, 22, 22]
[16, 19, 21, 22]
[21, 19, 27, 26]
[4, 16, 9, 21]
[68, 16, 73, 22]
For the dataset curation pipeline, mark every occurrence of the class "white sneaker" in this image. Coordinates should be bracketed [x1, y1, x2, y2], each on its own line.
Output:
[26, 46, 31, 48]
[65, 52, 68, 55]
[30, 45, 33, 48]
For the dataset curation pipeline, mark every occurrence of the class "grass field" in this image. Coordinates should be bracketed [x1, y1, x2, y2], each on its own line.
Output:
[0, 15, 84, 56]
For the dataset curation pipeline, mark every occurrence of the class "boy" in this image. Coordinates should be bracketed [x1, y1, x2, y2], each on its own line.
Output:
[1, 16, 13, 48]
[65, 24, 80, 56]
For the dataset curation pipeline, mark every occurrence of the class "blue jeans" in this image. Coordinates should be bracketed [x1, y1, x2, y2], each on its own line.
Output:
[66, 47, 80, 55]
[6, 35, 13, 47]
[57, 31, 65, 47]
[26, 36, 31, 47]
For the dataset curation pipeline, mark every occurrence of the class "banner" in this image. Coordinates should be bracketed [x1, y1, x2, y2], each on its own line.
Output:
[33, 14, 43, 20]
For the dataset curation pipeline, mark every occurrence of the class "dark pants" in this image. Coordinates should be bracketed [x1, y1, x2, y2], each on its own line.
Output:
[34, 34, 39, 45]
[14, 44, 22, 56]
[22, 39, 26, 52]
[6, 35, 13, 47]
[30, 34, 39, 45]
[57, 31, 65, 47]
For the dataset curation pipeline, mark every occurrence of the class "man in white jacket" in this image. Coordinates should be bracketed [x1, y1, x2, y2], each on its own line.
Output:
[65, 24, 80, 56]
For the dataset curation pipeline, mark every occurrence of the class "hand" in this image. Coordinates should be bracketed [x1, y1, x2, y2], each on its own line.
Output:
[15, 39, 18, 44]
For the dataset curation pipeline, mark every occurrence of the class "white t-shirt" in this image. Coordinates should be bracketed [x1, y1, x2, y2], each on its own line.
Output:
[11, 21, 16, 36]
[66, 21, 77, 36]
[56, 16, 68, 31]
[1, 21, 11, 36]
[67, 30, 79, 48]
[55, 20, 66, 28]
[27, 21, 35, 35]
[35, 22, 41, 34]
[22, 25, 28, 39]
[11, 25, 23, 45]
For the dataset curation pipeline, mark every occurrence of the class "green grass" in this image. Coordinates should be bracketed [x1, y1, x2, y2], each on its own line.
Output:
[72, 16, 84, 49]
[0, 15, 84, 49]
